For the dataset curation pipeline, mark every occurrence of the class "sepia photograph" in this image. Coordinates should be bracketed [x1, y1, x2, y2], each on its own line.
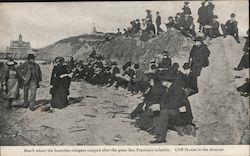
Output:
[0, 0, 249, 153]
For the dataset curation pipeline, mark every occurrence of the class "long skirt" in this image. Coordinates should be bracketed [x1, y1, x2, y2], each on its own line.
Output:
[51, 86, 69, 109]
[6, 78, 19, 99]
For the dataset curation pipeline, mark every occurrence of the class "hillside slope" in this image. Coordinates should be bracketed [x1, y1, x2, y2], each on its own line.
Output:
[97, 31, 194, 69]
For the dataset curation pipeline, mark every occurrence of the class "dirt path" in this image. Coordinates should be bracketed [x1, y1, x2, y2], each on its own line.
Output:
[192, 36, 248, 144]
[0, 37, 248, 145]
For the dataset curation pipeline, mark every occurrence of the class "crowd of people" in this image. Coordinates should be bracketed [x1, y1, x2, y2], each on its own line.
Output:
[0, 0, 248, 144]
[48, 36, 210, 143]
[116, 0, 240, 43]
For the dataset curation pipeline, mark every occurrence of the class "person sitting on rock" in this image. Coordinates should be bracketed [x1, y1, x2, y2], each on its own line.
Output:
[160, 51, 172, 69]
[131, 66, 165, 132]
[221, 13, 240, 43]
[203, 15, 221, 39]
[134, 19, 141, 33]
[89, 48, 97, 59]
[107, 61, 121, 87]
[165, 16, 176, 30]
[179, 13, 196, 39]
[174, 13, 182, 30]
[124, 61, 136, 92]
[150, 76, 193, 143]
[188, 37, 210, 77]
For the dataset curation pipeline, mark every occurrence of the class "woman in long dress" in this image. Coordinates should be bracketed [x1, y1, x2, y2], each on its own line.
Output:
[3, 60, 20, 109]
[50, 57, 72, 109]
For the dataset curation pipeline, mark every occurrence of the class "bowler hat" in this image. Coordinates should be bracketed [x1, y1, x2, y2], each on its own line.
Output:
[27, 54, 35, 59]
[184, 1, 189, 5]
[111, 61, 117, 65]
[146, 9, 151, 12]
[6, 59, 17, 66]
[162, 50, 170, 56]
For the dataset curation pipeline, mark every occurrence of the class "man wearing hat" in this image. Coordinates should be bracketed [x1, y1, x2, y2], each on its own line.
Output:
[179, 13, 196, 39]
[204, 15, 221, 39]
[156, 11, 163, 35]
[221, 13, 240, 43]
[146, 9, 152, 23]
[150, 76, 192, 143]
[160, 51, 172, 69]
[197, 1, 207, 32]
[165, 16, 176, 30]
[204, 0, 215, 25]
[188, 37, 210, 77]
[182, 1, 192, 15]
[17, 54, 42, 111]
[134, 19, 141, 33]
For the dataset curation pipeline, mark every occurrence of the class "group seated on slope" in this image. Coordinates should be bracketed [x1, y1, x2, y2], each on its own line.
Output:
[113, 1, 240, 43]
[64, 35, 212, 143]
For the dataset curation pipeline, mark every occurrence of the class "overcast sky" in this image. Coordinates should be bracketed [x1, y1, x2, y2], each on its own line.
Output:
[0, 1, 249, 49]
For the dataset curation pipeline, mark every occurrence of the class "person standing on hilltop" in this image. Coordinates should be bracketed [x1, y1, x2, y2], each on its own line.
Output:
[146, 9, 152, 23]
[221, 13, 240, 43]
[204, 0, 215, 25]
[17, 54, 42, 111]
[182, 1, 192, 15]
[188, 37, 210, 77]
[197, 1, 207, 32]
[156, 11, 163, 35]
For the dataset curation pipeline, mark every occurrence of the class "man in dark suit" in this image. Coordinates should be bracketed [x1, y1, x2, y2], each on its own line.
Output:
[134, 19, 141, 33]
[197, 1, 206, 32]
[179, 14, 196, 39]
[150, 77, 192, 143]
[221, 13, 240, 43]
[182, 1, 192, 15]
[17, 54, 42, 111]
[156, 11, 163, 35]
[160, 51, 172, 69]
[188, 37, 210, 77]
